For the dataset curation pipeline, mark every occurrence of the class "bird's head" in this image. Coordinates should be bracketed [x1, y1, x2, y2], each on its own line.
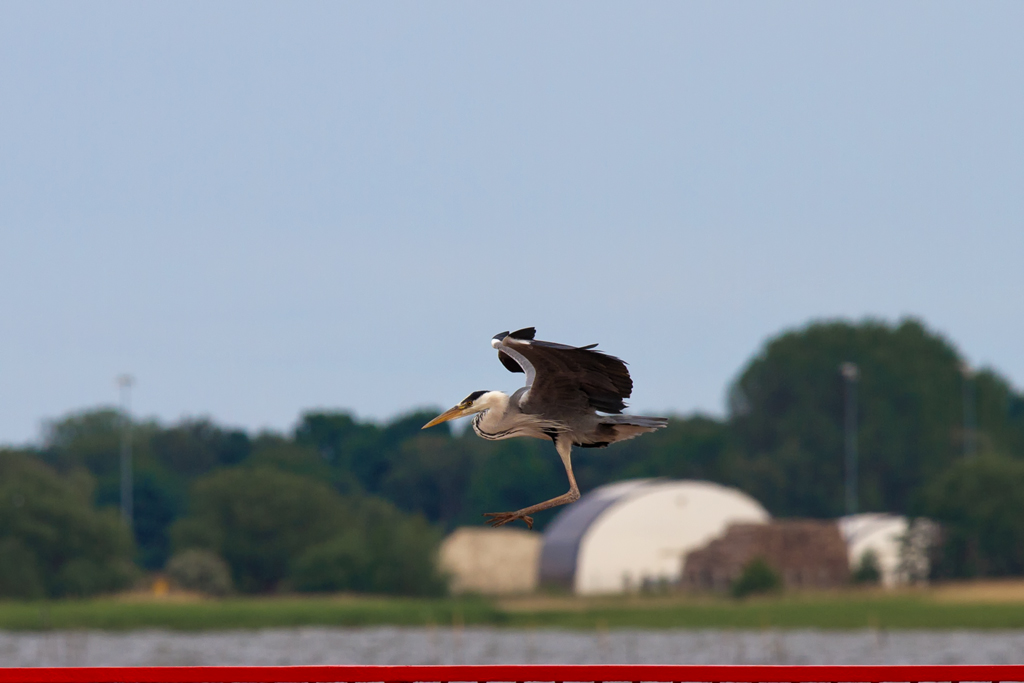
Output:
[422, 390, 504, 429]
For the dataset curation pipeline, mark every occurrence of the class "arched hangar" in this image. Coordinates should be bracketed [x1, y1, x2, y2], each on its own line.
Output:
[538, 479, 770, 594]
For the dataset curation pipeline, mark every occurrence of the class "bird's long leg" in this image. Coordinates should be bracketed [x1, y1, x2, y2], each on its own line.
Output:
[484, 436, 580, 530]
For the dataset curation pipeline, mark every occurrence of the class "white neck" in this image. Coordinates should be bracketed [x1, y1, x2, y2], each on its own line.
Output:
[474, 391, 510, 431]
[476, 390, 509, 413]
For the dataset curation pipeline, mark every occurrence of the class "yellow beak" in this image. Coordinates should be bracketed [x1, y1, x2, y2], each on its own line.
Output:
[422, 404, 468, 429]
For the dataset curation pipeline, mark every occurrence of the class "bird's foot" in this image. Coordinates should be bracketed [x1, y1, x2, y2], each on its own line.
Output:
[483, 511, 535, 530]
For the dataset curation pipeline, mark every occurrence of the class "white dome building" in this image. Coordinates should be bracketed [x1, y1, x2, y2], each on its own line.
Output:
[839, 513, 907, 587]
[839, 513, 936, 587]
[539, 479, 770, 594]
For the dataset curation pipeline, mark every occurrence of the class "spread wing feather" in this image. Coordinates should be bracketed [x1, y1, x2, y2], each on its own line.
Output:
[493, 330, 633, 415]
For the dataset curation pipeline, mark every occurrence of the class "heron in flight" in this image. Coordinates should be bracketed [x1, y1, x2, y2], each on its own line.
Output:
[423, 327, 667, 529]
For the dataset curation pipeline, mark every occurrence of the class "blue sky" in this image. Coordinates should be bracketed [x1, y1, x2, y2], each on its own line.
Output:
[2, 2, 1022, 444]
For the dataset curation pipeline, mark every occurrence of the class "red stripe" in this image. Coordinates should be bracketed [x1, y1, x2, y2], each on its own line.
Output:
[0, 665, 1022, 683]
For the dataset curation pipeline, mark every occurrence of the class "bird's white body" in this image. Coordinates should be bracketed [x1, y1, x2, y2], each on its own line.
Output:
[470, 390, 564, 442]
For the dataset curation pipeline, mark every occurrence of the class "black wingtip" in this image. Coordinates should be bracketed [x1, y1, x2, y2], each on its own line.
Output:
[509, 327, 536, 340]
[498, 351, 525, 373]
[492, 330, 510, 342]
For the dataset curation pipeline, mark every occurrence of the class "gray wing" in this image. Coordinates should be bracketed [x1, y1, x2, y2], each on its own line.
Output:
[491, 328, 632, 415]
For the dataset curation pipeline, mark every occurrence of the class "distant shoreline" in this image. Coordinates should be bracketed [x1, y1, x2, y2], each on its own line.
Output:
[4, 582, 1024, 632]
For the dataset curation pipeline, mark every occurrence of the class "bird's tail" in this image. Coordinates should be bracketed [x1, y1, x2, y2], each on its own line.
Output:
[604, 414, 669, 429]
[597, 414, 668, 443]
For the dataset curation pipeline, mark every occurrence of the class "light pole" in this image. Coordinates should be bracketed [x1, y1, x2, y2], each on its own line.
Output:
[961, 362, 976, 458]
[841, 362, 859, 516]
[117, 374, 135, 528]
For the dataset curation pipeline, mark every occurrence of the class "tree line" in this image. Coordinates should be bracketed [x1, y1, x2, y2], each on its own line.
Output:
[2, 317, 1023, 598]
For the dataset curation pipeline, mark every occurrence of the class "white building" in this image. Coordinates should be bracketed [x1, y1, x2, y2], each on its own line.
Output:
[438, 526, 542, 595]
[539, 479, 770, 594]
[838, 513, 936, 586]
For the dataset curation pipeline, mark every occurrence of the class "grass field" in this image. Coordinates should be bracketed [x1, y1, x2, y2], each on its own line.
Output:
[0, 595, 501, 631]
[2, 583, 1024, 631]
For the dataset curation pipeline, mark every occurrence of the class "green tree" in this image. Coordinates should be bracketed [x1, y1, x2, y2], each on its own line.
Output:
[0, 450, 135, 598]
[727, 318, 1024, 516]
[171, 467, 347, 592]
[379, 434, 475, 526]
[133, 470, 184, 569]
[289, 497, 445, 596]
[972, 370, 1024, 457]
[461, 435, 568, 529]
[923, 454, 1024, 578]
[247, 435, 336, 483]
[165, 549, 233, 596]
[851, 549, 882, 584]
[295, 410, 451, 495]
[0, 537, 46, 598]
[42, 408, 129, 476]
[45, 411, 257, 570]
[295, 411, 383, 478]
[44, 408, 178, 568]
[731, 557, 782, 598]
[151, 418, 249, 477]
[100, 469, 184, 570]
[171, 466, 446, 594]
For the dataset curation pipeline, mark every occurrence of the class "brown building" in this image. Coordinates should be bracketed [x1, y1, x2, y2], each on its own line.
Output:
[682, 520, 850, 590]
